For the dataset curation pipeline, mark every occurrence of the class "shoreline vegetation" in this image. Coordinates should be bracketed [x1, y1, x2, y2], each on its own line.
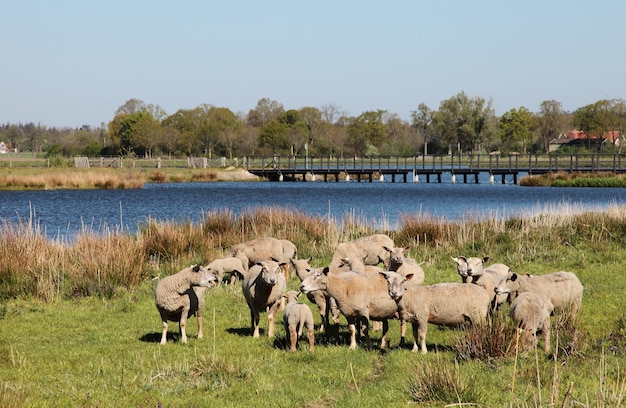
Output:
[0, 166, 261, 190]
[2, 205, 626, 405]
[1, 165, 626, 189]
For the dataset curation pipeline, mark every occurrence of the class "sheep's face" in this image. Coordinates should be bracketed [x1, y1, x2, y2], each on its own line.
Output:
[495, 273, 520, 295]
[386, 246, 407, 267]
[380, 271, 406, 301]
[194, 265, 217, 288]
[291, 258, 313, 281]
[300, 267, 328, 293]
[452, 256, 485, 279]
[258, 260, 283, 285]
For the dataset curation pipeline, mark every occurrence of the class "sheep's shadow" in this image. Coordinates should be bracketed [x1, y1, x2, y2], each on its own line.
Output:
[139, 332, 203, 343]
[226, 327, 255, 337]
[140, 332, 163, 343]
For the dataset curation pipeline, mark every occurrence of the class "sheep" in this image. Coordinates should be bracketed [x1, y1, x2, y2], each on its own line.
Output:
[282, 290, 315, 351]
[385, 246, 425, 284]
[230, 237, 284, 272]
[380, 270, 491, 354]
[495, 271, 583, 321]
[279, 239, 298, 280]
[242, 259, 287, 338]
[509, 292, 554, 352]
[452, 256, 511, 311]
[300, 266, 397, 350]
[290, 257, 342, 334]
[330, 233, 395, 269]
[205, 257, 246, 286]
[155, 264, 217, 345]
[383, 246, 425, 342]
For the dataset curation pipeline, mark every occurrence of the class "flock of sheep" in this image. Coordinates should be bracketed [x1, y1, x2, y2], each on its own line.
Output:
[154, 234, 584, 353]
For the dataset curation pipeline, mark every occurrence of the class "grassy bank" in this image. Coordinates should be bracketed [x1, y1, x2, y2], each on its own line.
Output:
[520, 171, 626, 187]
[0, 167, 260, 189]
[2, 206, 626, 406]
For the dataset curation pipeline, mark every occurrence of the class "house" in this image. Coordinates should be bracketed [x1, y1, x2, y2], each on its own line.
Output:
[549, 130, 623, 152]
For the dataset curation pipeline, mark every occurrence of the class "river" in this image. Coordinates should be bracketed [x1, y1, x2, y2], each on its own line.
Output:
[1, 180, 626, 241]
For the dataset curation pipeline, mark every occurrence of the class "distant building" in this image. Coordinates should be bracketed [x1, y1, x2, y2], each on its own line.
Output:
[549, 130, 623, 152]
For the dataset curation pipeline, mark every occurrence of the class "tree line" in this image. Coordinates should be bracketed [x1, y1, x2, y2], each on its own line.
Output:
[1, 93, 625, 160]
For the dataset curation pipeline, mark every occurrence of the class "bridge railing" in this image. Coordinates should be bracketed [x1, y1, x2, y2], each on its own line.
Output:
[245, 153, 626, 173]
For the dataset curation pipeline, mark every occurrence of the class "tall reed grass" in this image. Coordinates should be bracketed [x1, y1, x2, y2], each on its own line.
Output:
[2, 203, 626, 301]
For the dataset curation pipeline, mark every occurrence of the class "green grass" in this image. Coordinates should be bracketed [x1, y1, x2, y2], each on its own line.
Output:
[3, 207, 626, 406]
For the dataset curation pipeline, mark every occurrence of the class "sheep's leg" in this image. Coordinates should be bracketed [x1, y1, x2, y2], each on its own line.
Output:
[197, 308, 203, 340]
[412, 320, 428, 354]
[362, 318, 372, 349]
[251, 309, 260, 338]
[160, 319, 168, 345]
[542, 318, 551, 352]
[268, 313, 275, 338]
[347, 319, 358, 350]
[306, 323, 315, 351]
[289, 327, 298, 351]
[400, 319, 407, 346]
[380, 319, 389, 350]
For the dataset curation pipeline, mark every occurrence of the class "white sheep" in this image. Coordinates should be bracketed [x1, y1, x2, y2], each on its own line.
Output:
[495, 271, 583, 320]
[279, 239, 298, 280]
[330, 233, 395, 269]
[509, 292, 554, 352]
[242, 260, 287, 338]
[300, 266, 397, 350]
[205, 257, 246, 286]
[282, 290, 315, 351]
[385, 246, 425, 284]
[452, 256, 511, 311]
[383, 246, 425, 343]
[230, 237, 284, 271]
[155, 264, 217, 345]
[380, 270, 491, 354]
[290, 257, 340, 334]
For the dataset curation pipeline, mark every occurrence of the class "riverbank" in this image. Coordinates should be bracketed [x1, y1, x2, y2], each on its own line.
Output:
[1, 205, 626, 405]
[0, 167, 260, 190]
[520, 171, 626, 187]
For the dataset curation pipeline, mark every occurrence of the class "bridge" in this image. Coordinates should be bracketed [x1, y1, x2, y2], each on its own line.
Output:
[246, 153, 626, 184]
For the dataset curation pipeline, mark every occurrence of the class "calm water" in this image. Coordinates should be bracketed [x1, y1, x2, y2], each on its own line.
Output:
[2, 178, 626, 241]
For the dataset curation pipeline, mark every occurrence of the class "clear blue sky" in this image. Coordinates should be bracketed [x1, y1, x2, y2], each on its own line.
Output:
[2, 0, 625, 128]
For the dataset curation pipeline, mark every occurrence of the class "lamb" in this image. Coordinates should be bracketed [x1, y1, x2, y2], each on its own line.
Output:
[495, 271, 583, 320]
[282, 290, 315, 351]
[509, 292, 554, 352]
[290, 257, 339, 333]
[155, 264, 217, 345]
[242, 259, 287, 338]
[205, 257, 246, 286]
[452, 256, 511, 310]
[380, 270, 491, 354]
[300, 266, 397, 350]
[330, 233, 395, 269]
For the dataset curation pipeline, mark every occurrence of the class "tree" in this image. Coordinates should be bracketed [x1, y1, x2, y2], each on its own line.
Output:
[280, 110, 309, 156]
[572, 99, 622, 151]
[433, 92, 495, 153]
[207, 107, 241, 159]
[108, 111, 152, 155]
[115, 98, 147, 115]
[259, 120, 289, 155]
[499, 107, 537, 153]
[131, 115, 161, 157]
[382, 113, 414, 155]
[246, 98, 284, 128]
[537, 100, 567, 154]
[346, 110, 386, 156]
[411, 103, 435, 155]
